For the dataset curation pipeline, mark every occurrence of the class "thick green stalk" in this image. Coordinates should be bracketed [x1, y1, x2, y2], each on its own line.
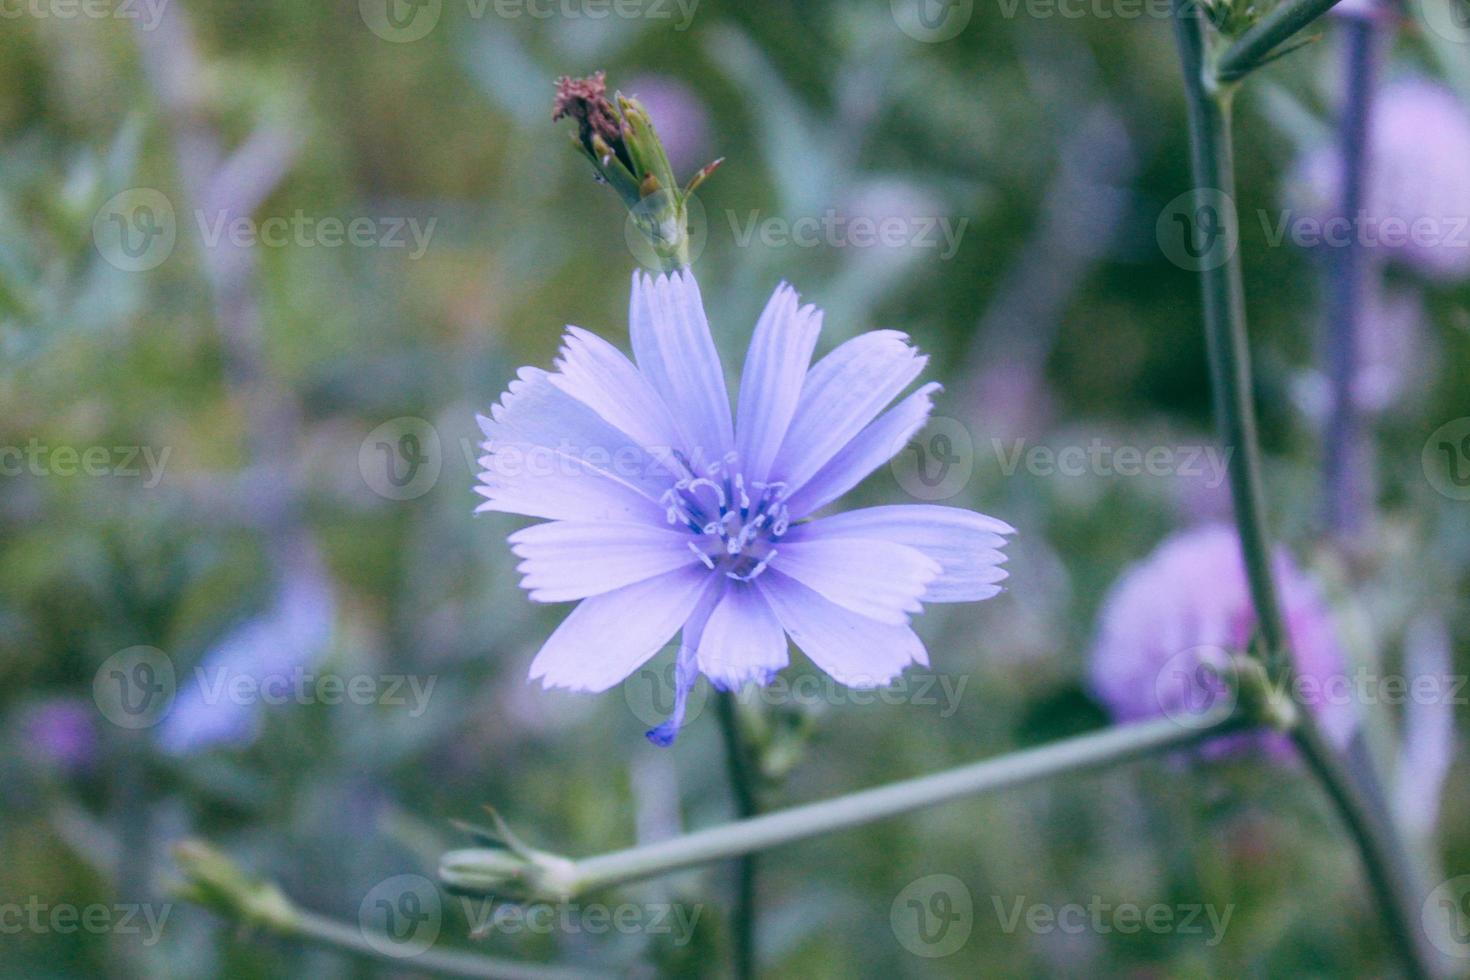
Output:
[1216, 0, 1347, 83]
[1174, 5, 1293, 675]
[1172, 5, 1435, 976]
[716, 693, 758, 980]
[443, 710, 1246, 898]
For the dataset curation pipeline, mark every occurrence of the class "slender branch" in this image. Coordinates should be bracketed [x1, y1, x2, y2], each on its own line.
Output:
[1290, 723, 1438, 978]
[289, 908, 600, 980]
[1171, 6, 1435, 976]
[1215, 0, 1347, 83]
[172, 841, 597, 980]
[1322, 17, 1382, 536]
[716, 693, 758, 980]
[443, 710, 1247, 898]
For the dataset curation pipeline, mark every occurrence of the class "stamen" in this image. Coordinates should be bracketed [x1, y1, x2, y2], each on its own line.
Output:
[688, 541, 715, 569]
[666, 459, 782, 583]
[686, 477, 726, 509]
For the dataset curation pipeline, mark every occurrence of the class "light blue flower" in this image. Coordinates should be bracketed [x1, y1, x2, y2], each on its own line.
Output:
[476, 270, 1013, 744]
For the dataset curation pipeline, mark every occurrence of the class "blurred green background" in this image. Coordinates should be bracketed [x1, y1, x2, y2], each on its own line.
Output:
[2, 0, 1469, 976]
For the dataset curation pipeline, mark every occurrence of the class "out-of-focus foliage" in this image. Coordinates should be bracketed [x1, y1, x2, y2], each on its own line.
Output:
[2, 1, 1468, 977]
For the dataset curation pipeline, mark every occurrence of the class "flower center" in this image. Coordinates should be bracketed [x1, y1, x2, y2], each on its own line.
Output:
[661, 452, 789, 582]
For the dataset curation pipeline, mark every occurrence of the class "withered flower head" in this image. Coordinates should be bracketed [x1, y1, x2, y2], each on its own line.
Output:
[553, 71, 634, 176]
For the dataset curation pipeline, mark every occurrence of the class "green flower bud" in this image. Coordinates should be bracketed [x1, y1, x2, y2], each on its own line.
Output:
[554, 71, 722, 272]
[171, 840, 300, 934]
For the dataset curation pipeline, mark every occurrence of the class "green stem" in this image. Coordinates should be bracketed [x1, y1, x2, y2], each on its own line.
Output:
[289, 909, 600, 980]
[1215, 0, 1346, 83]
[495, 711, 1244, 897]
[1172, 6, 1435, 976]
[1173, 10, 1292, 677]
[716, 693, 758, 980]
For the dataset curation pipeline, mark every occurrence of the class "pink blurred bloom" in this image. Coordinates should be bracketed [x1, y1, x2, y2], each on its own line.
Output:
[1290, 79, 1470, 281]
[623, 74, 711, 178]
[1089, 525, 1357, 757]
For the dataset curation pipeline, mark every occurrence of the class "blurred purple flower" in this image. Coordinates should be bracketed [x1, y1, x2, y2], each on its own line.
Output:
[1089, 524, 1357, 756]
[1292, 285, 1429, 419]
[476, 270, 1013, 744]
[1394, 613, 1457, 839]
[622, 74, 711, 178]
[1330, 0, 1398, 21]
[1290, 79, 1470, 281]
[20, 698, 96, 773]
[157, 542, 335, 756]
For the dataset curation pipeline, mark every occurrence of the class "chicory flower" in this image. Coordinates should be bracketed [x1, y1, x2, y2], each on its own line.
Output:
[476, 270, 1012, 744]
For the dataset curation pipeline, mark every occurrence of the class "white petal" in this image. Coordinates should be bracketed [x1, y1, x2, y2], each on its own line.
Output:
[528, 567, 715, 692]
[697, 582, 788, 689]
[474, 472, 663, 524]
[784, 382, 939, 518]
[788, 505, 1013, 603]
[770, 536, 940, 626]
[476, 367, 673, 523]
[549, 326, 682, 454]
[770, 330, 926, 495]
[757, 571, 928, 687]
[629, 270, 734, 469]
[734, 284, 822, 484]
[509, 521, 700, 602]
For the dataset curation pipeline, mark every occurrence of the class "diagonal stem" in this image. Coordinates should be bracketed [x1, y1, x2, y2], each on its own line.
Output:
[289, 909, 601, 980]
[1171, 5, 1435, 976]
[1215, 0, 1347, 83]
[465, 710, 1247, 897]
